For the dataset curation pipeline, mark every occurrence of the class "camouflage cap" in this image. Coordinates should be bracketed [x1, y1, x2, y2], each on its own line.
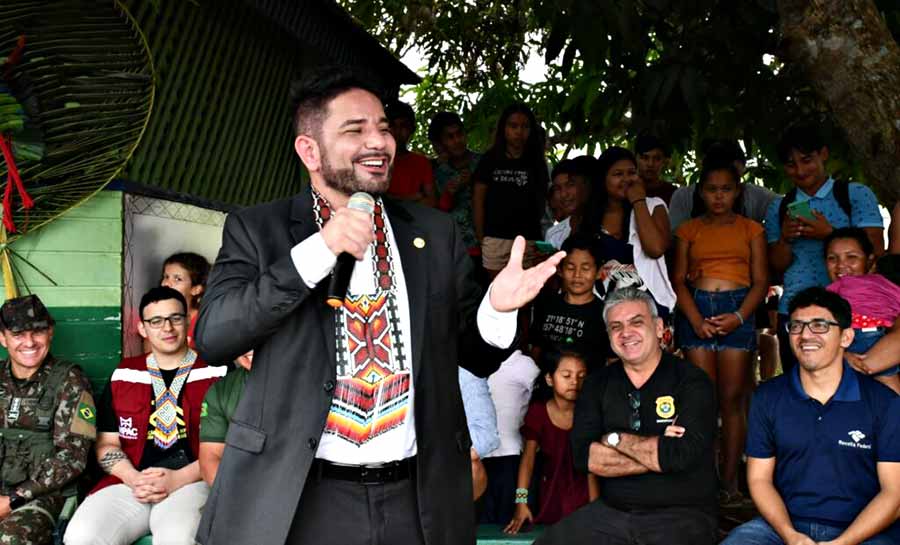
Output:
[0, 294, 54, 333]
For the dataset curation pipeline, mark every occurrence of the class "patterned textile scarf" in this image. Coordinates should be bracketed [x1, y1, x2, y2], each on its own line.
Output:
[312, 187, 410, 446]
[146, 350, 196, 449]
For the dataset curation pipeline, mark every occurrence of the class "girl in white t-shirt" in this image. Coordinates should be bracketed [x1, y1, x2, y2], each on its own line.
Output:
[577, 147, 676, 341]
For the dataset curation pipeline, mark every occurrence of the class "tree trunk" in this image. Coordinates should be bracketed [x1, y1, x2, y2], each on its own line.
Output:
[777, 0, 900, 203]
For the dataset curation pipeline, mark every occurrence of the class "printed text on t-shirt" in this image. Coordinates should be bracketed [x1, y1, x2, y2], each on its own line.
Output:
[493, 169, 529, 187]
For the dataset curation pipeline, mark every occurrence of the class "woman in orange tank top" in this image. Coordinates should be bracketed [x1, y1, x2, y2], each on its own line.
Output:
[672, 159, 768, 506]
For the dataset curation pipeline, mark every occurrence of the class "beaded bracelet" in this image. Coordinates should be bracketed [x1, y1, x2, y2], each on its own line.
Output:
[515, 487, 529, 504]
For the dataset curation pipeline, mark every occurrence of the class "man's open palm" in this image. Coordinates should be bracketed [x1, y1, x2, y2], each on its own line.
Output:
[490, 236, 566, 312]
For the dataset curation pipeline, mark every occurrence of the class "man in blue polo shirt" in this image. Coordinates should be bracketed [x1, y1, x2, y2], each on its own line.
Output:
[766, 124, 884, 374]
[723, 287, 900, 545]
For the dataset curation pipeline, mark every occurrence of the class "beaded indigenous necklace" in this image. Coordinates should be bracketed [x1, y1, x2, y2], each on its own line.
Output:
[146, 349, 196, 449]
[311, 187, 409, 445]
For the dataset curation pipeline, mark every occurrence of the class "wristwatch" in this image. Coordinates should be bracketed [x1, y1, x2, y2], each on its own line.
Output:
[606, 432, 621, 448]
[8, 492, 27, 510]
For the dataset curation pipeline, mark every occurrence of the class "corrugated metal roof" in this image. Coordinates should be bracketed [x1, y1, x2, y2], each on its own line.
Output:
[123, 0, 415, 206]
[243, 0, 420, 91]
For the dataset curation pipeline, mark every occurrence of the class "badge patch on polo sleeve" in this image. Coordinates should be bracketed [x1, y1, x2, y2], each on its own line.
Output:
[655, 395, 675, 419]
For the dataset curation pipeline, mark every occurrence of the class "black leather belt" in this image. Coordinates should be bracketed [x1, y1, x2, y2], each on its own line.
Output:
[312, 457, 416, 484]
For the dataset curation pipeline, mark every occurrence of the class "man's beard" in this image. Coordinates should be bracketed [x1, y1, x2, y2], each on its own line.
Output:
[320, 149, 392, 196]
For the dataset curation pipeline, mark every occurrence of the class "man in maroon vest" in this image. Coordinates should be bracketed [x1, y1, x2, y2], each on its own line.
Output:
[65, 287, 226, 545]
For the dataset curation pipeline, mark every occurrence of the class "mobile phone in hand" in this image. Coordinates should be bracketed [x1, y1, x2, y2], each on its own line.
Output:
[787, 200, 816, 221]
[534, 241, 557, 254]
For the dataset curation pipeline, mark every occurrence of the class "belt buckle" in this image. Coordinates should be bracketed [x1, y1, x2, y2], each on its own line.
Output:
[359, 466, 384, 485]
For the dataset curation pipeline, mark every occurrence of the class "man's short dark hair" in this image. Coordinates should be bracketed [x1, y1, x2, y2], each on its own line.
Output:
[289, 67, 383, 137]
[427, 111, 463, 143]
[551, 159, 579, 182]
[570, 155, 600, 184]
[635, 133, 668, 156]
[560, 233, 600, 266]
[788, 287, 852, 329]
[777, 123, 827, 163]
[824, 227, 874, 258]
[139, 286, 187, 319]
[385, 100, 415, 126]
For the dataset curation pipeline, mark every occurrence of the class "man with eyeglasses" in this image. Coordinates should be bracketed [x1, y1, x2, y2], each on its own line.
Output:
[537, 287, 717, 545]
[65, 287, 226, 545]
[723, 287, 900, 545]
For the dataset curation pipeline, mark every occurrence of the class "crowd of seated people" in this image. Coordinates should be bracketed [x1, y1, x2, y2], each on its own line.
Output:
[3, 100, 900, 545]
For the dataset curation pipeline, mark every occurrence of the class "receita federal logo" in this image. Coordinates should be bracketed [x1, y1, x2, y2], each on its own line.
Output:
[838, 430, 872, 449]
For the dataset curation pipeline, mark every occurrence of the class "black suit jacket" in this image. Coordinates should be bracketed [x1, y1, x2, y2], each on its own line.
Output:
[194, 189, 512, 545]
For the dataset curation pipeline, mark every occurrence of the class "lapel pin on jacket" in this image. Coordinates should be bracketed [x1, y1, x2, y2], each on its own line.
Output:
[413, 237, 426, 249]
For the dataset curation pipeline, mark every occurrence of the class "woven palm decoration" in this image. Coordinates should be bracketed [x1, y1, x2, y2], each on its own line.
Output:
[0, 0, 155, 297]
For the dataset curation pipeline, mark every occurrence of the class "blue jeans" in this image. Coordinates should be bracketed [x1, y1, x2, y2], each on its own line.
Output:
[722, 517, 897, 545]
[676, 288, 757, 352]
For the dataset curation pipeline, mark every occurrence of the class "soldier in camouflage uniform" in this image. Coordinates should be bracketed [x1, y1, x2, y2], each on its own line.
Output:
[0, 295, 96, 545]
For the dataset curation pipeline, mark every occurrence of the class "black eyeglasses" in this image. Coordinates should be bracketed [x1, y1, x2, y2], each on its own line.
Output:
[786, 319, 841, 335]
[142, 313, 186, 329]
[627, 390, 641, 431]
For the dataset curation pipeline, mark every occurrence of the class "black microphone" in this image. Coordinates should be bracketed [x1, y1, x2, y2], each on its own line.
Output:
[326, 192, 375, 308]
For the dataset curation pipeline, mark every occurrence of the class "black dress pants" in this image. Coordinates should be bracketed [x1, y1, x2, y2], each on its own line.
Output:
[535, 500, 717, 545]
[287, 471, 427, 545]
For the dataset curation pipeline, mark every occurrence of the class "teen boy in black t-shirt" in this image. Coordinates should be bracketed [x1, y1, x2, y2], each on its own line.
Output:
[530, 234, 609, 369]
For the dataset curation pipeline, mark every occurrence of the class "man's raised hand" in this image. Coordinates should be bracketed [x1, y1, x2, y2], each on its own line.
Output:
[490, 236, 565, 312]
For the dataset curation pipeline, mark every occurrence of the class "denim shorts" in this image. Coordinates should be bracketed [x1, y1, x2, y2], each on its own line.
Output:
[849, 328, 899, 377]
[676, 288, 757, 352]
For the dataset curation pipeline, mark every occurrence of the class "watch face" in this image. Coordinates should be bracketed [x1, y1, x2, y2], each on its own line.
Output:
[608, 433, 619, 446]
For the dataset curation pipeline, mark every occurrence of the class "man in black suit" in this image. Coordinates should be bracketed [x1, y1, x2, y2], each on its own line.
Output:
[193, 68, 563, 545]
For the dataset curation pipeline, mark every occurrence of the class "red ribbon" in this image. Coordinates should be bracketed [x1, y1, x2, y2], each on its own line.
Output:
[1, 33, 32, 233]
[0, 134, 33, 232]
[3, 35, 26, 81]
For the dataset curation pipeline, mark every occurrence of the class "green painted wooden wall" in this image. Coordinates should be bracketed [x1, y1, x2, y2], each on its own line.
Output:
[0, 190, 123, 394]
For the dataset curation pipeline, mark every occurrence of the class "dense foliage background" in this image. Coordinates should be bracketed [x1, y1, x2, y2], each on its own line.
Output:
[339, 0, 900, 195]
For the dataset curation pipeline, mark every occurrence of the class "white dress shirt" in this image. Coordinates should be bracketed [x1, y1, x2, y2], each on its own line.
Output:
[291, 214, 516, 465]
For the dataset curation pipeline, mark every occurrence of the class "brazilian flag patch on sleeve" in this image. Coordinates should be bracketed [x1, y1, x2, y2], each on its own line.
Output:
[71, 391, 97, 439]
[78, 402, 96, 424]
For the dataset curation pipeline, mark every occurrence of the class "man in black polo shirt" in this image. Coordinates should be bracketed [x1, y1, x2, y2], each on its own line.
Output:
[723, 287, 900, 545]
[537, 287, 717, 545]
